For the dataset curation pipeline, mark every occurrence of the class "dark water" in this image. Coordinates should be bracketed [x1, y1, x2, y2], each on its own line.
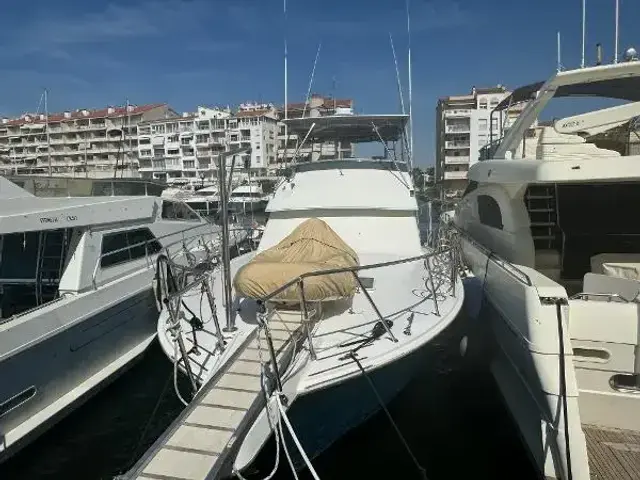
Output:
[0, 207, 538, 479]
[0, 312, 537, 480]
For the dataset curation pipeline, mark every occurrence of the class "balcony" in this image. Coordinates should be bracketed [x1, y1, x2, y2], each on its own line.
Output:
[444, 171, 468, 180]
[445, 124, 470, 133]
[444, 140, 470, 149]
[444, 156, 470, 165]
[444, 109, 472, 118]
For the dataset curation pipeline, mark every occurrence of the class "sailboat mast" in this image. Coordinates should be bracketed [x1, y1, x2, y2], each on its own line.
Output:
[406, 0, 414, 171]
[44, 88, 51, 177]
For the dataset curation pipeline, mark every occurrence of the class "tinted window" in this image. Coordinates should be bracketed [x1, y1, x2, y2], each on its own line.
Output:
[478, 195, 503, 230]
[101, 228, 162, 268]
[127, 228, 162, 259]
[161, 201, 201, 221]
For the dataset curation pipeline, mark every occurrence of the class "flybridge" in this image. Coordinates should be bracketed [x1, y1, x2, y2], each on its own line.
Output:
[493, 61, 640, 159]
[283, 114, 409, 143]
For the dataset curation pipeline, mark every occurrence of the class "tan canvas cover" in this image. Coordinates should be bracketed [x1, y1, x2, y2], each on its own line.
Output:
[234, 218, 359, 302]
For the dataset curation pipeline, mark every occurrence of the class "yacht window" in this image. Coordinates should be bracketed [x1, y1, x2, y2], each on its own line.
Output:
[478, 195, 503, 230]
[101, 228, 162, 268]
[463, 181, 478, 197]
[161, 201, 201, 221]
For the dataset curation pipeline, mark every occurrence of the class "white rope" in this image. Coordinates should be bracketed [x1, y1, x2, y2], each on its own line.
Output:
[172, 332, 190, 407]
[277, 401, 299, 480]
[275, 394, 320, 480]
[233, 324, 282, 480]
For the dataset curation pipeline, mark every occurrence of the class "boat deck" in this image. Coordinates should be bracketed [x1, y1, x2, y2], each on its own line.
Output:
[126, 314, 301, 480]
[584, 424, 640, 479]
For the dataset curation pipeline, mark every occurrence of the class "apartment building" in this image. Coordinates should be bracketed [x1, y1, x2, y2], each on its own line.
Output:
[0, 104, 173, 178]
[137, 103, 278, 184]
[276, 94, 354, 170]
[435, 86, 519, 196]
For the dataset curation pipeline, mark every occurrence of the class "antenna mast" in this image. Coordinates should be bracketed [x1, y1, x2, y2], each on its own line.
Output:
[581, 0, 586, 68]
[406, 0, 414, 170]
[302, 42, 322, 119]
[614, 0, 619, 63]
[284, 0, 288, 121]
[557, 31, 562, 72]
[283, 0, 289, 169]
[45, 88, 51, 177]
[389, 33, 406, 115]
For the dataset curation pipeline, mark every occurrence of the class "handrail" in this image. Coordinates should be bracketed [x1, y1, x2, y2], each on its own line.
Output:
[90, 222, 261, 288]
[448, 223, 533, 286]
[258, 248, 451, 305]
[570, 292, 631, 302]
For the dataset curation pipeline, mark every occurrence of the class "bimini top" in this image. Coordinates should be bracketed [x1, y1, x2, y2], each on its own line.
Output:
[283, 114, 408, 143]
[495, 61, 640, 158]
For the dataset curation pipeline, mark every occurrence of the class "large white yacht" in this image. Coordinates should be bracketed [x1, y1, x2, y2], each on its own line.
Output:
[133, 114, 463, 478]
[0, 177, 224, 462]
[454, 58, 640, 479]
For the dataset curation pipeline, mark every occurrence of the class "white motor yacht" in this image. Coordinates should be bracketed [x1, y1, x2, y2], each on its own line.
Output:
[454, 58, 640, 479]
[0, 177, 227, 462]
[136, 114, 463, 478]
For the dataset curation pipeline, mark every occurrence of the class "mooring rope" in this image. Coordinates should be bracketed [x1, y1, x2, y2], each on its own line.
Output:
[349, 352, 428, 480]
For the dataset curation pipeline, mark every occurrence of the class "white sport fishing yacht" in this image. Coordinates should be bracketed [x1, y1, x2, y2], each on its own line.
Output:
[135, 114, 463, 479]
[0, 177, 228, 462]
[454, 56, 640, 479]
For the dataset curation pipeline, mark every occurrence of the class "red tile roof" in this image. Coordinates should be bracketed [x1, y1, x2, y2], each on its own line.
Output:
[2, 103, 167, 126]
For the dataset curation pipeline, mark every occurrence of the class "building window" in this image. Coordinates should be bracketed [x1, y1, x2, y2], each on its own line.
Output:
[140, 149, 152, 157]
[101, 228, 162, 268]
[478, 119, 487, 131]
[478, 135, 488, 146]
[479, 100, 487, 109]
[477, 195, 503, 230]
[139, 138, 151, 145]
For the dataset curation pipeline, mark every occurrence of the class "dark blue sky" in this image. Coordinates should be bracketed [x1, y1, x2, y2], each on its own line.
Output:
[1, 0, 638, 165]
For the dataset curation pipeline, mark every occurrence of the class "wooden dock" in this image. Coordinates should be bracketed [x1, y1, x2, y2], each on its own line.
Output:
[584, 424, 640, 480]
[125, 313, 302, 480]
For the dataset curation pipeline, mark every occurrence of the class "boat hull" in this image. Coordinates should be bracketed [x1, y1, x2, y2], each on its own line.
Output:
[459, 237, 590, 480]
[245, 337, 432, 472]
[0, 289, 157, 463]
